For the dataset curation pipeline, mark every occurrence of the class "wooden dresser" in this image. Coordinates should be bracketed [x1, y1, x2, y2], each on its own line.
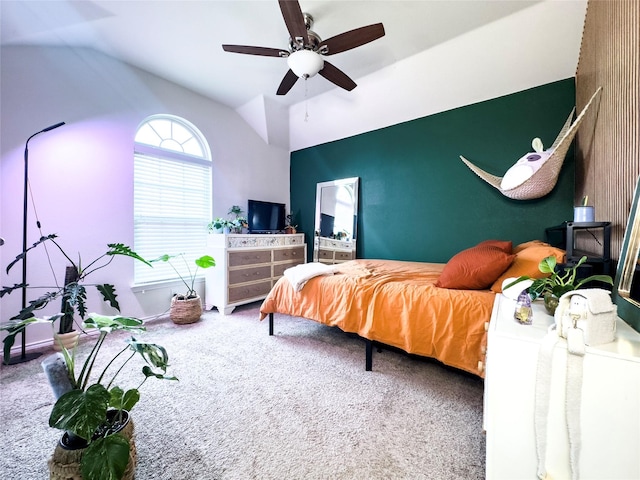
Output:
[314, 237, 355, 264]
[205, 233, 306, 315]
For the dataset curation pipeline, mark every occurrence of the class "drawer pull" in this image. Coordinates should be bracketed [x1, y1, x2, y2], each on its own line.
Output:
[484, 322, 489, 332]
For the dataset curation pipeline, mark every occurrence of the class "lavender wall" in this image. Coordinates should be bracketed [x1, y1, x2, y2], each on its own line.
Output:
[1, 46, 290, 352]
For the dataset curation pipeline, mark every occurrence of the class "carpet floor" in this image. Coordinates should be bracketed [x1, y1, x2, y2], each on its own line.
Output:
[0, 302, 486, 479]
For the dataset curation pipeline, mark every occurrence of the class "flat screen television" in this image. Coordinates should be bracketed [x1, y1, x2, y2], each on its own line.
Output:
[247, 199, 286, 234]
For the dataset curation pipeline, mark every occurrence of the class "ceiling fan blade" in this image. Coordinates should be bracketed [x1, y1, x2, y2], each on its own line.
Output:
[319, 23, 385, 55]
[222, 45, 287, 57]
[277, 69, 299, 95]
[278, 0, 308, 45]
[319, 61, 357, 91]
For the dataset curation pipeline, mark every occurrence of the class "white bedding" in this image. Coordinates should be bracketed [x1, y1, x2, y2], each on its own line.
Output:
[283, 262, 337, 292]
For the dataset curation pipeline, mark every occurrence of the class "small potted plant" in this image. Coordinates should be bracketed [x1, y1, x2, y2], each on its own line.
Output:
[207, 206, 248, 234]
[227, 205, 247, 233]
[506, 255, 613, 314]
[1, 234, 152, 357]
[150, 253, 215, 324]
[208, 217, 231, 234]
[284, 212, 297, 234]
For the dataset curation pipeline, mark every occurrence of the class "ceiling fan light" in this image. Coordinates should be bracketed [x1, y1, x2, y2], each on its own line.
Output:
[287, 50, 324, 78]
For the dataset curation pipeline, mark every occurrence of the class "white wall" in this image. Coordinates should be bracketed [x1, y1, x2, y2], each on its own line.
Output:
[0, 45, 290, 352]
[289, 0, 588, 151]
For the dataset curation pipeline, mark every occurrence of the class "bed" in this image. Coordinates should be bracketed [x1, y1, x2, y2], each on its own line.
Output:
[259, 240, 565, 378]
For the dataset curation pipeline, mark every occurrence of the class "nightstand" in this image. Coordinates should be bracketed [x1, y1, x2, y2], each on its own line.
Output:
[484, 293, 640, 479]
[545, 221, 612, 276]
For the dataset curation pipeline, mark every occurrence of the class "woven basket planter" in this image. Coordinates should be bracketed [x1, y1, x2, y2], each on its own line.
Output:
[53, 331, 80, 352]
[170, 295, 203, 325]
[48, 417, 136, 480]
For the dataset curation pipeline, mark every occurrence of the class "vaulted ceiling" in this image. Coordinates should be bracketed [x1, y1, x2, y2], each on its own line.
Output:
[1, 0, 545, 109]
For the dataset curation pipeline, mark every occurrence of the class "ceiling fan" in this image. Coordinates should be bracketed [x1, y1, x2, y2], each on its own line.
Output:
[222, 0, 385, 95]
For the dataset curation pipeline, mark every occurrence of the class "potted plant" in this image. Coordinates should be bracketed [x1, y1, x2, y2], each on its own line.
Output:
[2, 313, 177, 480]
[0, 235, 176, 480]
[1, 234, 152, 357]
[284, 212, 297, 234]
[208, 217, 231, 234]
[150, 253, 215, 324]
[506, 255, 613, 314]
[227, 205, 247, 233]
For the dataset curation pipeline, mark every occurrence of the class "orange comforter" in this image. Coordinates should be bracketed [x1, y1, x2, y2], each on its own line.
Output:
[259, 259, 495, 377]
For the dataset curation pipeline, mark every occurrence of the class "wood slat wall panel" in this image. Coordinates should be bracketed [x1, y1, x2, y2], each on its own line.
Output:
[575, 0, 640, 261]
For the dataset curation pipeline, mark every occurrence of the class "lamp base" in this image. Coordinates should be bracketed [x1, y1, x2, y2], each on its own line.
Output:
[3, 351, 42, 365]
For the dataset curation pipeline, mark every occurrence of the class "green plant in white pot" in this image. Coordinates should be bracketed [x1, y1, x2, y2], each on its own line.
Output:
[208, 217, 231, 233]
[150, 253, 215, 324]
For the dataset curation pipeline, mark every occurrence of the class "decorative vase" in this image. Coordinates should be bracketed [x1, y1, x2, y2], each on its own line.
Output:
[170, 295, 203, 325]
[285, 226, 297, 234]
[53, 330, 80, 352]
[223, 227, 231, 234]
[543, 292, 560, 316]
[49, 410, 137, 480]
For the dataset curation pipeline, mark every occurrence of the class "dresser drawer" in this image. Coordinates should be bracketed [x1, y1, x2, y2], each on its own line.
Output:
[335, 251, 354, 261]
[229, 265, 271, 285]
[273, 246, 305, 262]
[228, 280, 272, 303]
[229, 249, 271, 267]
[286, 235, 304, 245]
[273, 259, 304, 278]
[318, 249, 333, 260]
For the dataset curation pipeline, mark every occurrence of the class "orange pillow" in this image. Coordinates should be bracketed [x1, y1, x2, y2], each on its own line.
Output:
[513, 240, 552, 254]
[491, 244, 566, 292]
[476, 239, 513, 253]
[436, 245, 515, 290]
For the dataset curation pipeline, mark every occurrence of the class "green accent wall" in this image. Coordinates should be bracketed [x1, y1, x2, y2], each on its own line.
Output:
[291, 79, 576, 263]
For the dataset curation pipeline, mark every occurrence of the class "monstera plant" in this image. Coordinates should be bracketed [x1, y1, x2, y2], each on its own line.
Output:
[1, 234, 153, 356]
[1, 234, 178, 480]
[7, 313, 178, 480]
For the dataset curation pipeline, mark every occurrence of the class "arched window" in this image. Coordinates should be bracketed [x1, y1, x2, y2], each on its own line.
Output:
[133, 115, 212, 285]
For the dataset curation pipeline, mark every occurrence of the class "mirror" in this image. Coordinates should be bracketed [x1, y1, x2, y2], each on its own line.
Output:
[613, 174, 640, 331]
[313, 177, 359, 264]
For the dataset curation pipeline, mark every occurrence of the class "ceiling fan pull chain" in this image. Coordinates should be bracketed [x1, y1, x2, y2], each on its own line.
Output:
[304, 78, 309, 122]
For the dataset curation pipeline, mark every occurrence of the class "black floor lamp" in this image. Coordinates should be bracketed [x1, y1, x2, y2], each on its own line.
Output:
[5, 121, 66, 365]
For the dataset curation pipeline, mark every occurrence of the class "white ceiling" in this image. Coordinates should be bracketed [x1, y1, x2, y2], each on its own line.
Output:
[1, 0, 542, 110]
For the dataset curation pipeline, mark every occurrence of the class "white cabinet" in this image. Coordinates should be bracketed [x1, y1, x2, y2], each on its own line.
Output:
[484, 294, 640, 480]
[205, 233, 306, 315]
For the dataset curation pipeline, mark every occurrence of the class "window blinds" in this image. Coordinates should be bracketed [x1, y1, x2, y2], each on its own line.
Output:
[133, 153, 211, 285]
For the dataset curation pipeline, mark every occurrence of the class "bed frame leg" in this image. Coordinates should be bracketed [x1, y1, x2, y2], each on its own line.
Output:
[365, 339, 373, 371]
[269, 313, 274, 336]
